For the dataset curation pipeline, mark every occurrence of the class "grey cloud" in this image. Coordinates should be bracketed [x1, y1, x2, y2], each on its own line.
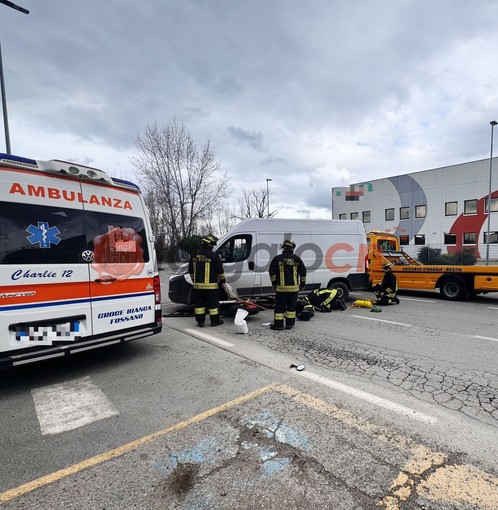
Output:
[227, 127, 264, 151]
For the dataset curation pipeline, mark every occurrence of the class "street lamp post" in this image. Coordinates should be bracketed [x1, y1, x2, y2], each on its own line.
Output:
[485, 120, 498, 265]
[266, 178, 272, 218]
[0, 0, 30, 154]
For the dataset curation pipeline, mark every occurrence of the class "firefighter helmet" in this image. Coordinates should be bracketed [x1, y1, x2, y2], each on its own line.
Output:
[382, 263, 393, 270]
[202, 235, 218, 246]
[281, 239, 296, 250]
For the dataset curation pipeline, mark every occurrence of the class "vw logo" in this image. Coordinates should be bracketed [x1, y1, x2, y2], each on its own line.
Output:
[81, 250, 94, 262]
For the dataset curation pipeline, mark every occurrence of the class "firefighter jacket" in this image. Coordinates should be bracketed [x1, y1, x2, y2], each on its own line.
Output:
[380, 271, 398, 297]
[308, 288, 338, 310]
[189, 248, 226, 290]
[269, 251, 307, 293]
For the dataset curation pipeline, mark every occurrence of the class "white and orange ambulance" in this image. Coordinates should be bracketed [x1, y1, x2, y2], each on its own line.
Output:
[0, 153, 162, 369]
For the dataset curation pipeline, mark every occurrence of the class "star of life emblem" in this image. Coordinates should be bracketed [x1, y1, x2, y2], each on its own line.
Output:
[26, 222, 61, 248]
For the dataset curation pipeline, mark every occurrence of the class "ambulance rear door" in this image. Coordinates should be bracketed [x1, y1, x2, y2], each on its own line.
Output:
[81, 181, 157, 335]
[0, 168, 91, 355]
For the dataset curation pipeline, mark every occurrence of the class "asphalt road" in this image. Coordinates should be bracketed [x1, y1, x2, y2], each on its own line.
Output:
[1, 278, 498, 509]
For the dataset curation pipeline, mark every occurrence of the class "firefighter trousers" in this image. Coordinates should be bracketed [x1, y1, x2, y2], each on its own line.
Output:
[194, 288, 222, 326]
[274, 291, 298, 330]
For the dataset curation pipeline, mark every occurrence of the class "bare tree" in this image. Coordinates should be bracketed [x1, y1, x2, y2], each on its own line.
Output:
[143, 188, 169, 264]
[131, 121, 230, 260]
[233, 186, 281, 220]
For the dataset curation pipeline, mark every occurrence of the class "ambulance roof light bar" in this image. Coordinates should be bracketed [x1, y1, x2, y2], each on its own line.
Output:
[0, 152, 113, 184]
[0, 152, 141, 190]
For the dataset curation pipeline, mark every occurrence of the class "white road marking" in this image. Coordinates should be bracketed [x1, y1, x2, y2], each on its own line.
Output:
[473, 335, 498, 343]
[397, 297, 436, 302]
[31, 376, 119, 435]
[184, 328, 234, 347]
[297, 371, 437, 424]
[487, 306, 498, 310]
[350, 315, 412, 327]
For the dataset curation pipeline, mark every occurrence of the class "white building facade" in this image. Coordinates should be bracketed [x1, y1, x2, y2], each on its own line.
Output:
[331, 158, 498, 262]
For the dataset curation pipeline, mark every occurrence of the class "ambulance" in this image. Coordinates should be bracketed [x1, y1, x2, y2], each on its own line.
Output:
[0, 153, 162, 370]
[169, 218, 369, 305]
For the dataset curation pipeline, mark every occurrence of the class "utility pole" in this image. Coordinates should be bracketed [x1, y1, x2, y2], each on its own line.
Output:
[266, 178, 272, 217]
[0, 0, 29, 154]
[486, 120, 498, 265]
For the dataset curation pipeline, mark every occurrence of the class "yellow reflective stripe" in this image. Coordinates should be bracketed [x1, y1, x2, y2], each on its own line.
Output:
[276, 286, 299, 292]
[285, 311, 297, 319]
[194, 283, 219, 289]
[274, 313, 285, 320]
[204, 261, 211, 285]
[293, 265, 297, 286]
[208, 308, 219, 315]
[194, 307, 206, 315]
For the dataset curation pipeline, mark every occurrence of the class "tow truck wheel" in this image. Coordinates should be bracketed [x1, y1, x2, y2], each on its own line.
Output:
[440, 276, 465, 301]
[327, 281, 350, 301]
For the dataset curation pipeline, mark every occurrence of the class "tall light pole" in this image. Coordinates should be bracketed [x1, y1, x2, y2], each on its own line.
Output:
[485, 120, 498, 265]
[0, 0, 29, 154]
[266, 178, 272, 217]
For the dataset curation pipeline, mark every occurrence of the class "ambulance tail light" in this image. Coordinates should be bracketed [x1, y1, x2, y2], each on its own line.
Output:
[154, 275, 162, 324]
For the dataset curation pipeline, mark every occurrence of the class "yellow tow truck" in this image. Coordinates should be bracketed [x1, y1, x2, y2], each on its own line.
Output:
[366, 231, 498, 300]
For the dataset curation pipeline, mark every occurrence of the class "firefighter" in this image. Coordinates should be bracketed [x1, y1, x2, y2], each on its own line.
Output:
[188, 235, 226, 327]
[296, 298, 315, 321]
[269, 240, 307, 330]
[307, 288, 347, 312]
[373, 263, 400, 305]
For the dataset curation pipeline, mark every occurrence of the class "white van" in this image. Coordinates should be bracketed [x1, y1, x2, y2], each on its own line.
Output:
[169, 218, 368, 305]
[0, 153, 162, 369]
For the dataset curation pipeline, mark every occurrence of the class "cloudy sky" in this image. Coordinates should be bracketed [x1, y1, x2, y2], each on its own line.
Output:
[2, 0, 498, 218]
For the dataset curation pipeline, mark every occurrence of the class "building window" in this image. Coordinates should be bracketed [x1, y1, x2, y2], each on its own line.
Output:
[399, 235, 409, 245]
[385, 208, 394, 221]
[414, 234, 425, 245]
[339, 213, 347, 220]
[464, 199, 477, 215]
[400, 207, 410, 220]
[463, 232, 476, 244]
[362, 211, 371, 223]
[445, 202, 458, 216]
[350, 212, 359, 220]
[484, 231, 498, 244]
[444, 233, 457, 245]
[485, 197, 498, 213]
[415, 205, 426, 219]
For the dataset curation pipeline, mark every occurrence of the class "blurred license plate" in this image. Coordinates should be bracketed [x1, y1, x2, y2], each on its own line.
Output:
[14, 321, 81, 345]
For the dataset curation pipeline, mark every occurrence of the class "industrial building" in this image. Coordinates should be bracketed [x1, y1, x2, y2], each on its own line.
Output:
[331, 157, 498, 262]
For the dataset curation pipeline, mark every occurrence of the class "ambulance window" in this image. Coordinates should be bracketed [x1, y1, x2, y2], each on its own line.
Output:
[0, 202, 86, 264]
[85, 211, 150, 263]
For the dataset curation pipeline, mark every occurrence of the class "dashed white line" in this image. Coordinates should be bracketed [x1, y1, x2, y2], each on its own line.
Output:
[184, 328, 234, 347]
[350, 315, 412, 327]
[297, 370, 437, 424]
[473, 335, 498, 343]
[397, 297, 436, 303]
